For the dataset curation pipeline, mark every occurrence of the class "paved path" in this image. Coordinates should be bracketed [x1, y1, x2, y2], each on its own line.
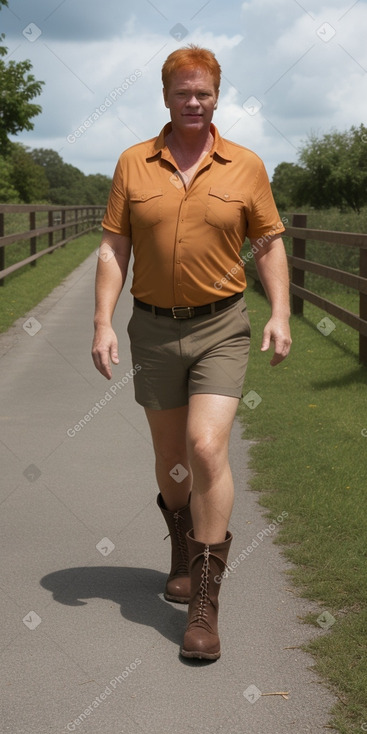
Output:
[0, 250, 337, 734]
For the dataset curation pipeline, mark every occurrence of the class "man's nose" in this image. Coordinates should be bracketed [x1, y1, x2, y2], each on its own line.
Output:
[186, 94, 200, 106]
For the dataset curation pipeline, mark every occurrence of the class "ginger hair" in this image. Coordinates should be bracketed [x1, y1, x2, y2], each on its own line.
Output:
[162, 44, 221, 92]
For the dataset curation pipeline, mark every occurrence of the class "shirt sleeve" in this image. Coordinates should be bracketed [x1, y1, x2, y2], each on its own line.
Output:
[101, 155, 131, 236]
[246, 159, 285, 240]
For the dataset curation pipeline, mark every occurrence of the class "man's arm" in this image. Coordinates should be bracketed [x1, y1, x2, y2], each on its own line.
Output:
[250, 234, 292, 366]
[92, 228, 132, 379]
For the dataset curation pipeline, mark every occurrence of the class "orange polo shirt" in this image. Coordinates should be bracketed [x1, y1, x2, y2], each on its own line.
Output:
[102, 123, 285, 307]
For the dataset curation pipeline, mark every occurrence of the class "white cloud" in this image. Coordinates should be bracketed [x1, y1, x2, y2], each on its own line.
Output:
[1, 0, 366, 180]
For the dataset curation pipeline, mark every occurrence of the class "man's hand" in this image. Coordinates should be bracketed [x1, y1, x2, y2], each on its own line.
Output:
[92, 325, 119, 379]
[261, 316, 292, 366]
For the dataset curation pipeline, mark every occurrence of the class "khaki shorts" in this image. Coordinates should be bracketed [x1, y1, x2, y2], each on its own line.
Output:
[127, 295, 251, 410]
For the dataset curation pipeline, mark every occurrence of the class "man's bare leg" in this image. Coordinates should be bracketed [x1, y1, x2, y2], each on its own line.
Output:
[144, 405, 191, 511]
[145, 394, 238, 536]
[186, 393, 239, 544]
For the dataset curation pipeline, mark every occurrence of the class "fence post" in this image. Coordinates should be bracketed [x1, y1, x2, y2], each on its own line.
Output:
[0, 212, 4, 286]
[61, 209, 66, 246]
[359, 247, 367, 364]
[48, 210, 53, 251]
[30, 210, 37, 267]
[291, 213, 307, 315]
[74, 208, 79, 235]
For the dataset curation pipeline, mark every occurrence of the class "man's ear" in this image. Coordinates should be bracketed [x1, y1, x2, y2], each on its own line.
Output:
[214, 88, 220, 110]
[163, 87, 169, 108]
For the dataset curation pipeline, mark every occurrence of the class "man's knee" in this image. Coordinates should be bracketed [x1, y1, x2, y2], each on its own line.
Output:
[188, 434, 227, 469]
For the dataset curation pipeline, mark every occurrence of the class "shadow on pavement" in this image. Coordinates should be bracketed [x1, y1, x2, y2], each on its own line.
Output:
[40, 566, 187, 646]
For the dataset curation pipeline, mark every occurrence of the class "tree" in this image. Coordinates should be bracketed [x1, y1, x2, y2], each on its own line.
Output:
[0, 0, 44, 154]
[327, 125, 367, 213]
[297, 125, 367, 213]
[9, 143, 49, 202]
[30, 148, 111, 205]
[30, 148, 69, 190]
[31, 148, 85, 203]
[0, 48, 44, 155]
[0, 153, 18, 202]
[271, 162, 306, 210]
[84, 173, 112, 205]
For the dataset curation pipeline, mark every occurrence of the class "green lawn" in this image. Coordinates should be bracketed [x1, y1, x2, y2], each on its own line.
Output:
[0, 230, 101, 333]
[238, 278, 367, 734]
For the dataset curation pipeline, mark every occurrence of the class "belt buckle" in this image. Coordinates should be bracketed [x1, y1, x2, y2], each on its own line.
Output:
[171, 306, 195, 319]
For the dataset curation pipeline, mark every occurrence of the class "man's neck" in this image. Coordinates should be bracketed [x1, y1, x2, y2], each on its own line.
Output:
[165, 125, 214, 158]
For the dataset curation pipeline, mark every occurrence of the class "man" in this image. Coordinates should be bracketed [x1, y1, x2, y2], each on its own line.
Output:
[92, 45, 291, 660]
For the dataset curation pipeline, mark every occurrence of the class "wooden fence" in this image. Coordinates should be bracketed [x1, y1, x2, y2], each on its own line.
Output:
[287, 213, 367, 365]
[1, 206, 367, 363]
[0, 204, 105, 285]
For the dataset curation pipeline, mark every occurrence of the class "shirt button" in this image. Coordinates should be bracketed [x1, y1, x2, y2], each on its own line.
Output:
[224, 193, 229, 199]
[141, 194, 146, 200]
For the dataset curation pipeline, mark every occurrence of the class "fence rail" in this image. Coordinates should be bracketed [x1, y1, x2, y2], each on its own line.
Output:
[2, 206, 367, 364]
[0, 204, 105, 284]
[245, 213, 367, 363]
[287, 213, 367, 364]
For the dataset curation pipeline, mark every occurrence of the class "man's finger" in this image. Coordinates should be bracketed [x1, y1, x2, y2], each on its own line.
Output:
[260, 330, 271, 352]
[270, 337, 291, 366]
[111, 344, 119, 365]
[93, 348, 112, 379]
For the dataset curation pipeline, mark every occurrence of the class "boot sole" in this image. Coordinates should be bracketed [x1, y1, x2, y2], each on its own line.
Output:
[180, 648, 221, 660]
[164, 592, 190, 604]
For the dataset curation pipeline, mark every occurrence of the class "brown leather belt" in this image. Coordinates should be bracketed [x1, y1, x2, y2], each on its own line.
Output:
[133, 292, 243, 319]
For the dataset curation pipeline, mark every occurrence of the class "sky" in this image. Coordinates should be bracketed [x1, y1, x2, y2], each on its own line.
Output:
[1, 0, 367, 180]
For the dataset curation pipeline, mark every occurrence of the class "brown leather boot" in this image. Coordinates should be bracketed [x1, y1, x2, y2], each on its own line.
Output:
[180, 529, 232, 660]
[157, 493, 192, 603]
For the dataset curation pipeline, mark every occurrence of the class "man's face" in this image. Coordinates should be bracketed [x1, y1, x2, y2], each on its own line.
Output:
[163, 68, 219, 133]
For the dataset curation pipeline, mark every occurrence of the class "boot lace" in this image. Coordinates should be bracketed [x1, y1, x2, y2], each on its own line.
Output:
[190, 545, 210, 626]
[164, 509, 189, 574]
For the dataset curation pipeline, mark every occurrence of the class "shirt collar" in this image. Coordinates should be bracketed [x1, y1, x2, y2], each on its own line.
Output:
[146, 122, 232, 163]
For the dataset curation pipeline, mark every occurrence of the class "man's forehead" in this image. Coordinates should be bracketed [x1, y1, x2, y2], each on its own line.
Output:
[170, 68, 215, 88]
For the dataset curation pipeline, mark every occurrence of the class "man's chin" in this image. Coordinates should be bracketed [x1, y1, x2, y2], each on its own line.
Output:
[181, 117, 205, 127]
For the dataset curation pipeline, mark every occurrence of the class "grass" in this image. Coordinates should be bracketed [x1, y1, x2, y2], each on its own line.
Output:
[238, 278, 367, 733]
[0, 230, 101, 333]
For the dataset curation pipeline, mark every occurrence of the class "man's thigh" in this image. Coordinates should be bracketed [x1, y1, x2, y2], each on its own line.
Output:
[186, 393, 239, 454]
[186, 297, 250, 401]
[145, 405, 189, 458]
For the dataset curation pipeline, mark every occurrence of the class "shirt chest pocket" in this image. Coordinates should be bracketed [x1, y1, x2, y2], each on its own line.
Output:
[205, 187, 244, 230]
[129, 189, 163, 229]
